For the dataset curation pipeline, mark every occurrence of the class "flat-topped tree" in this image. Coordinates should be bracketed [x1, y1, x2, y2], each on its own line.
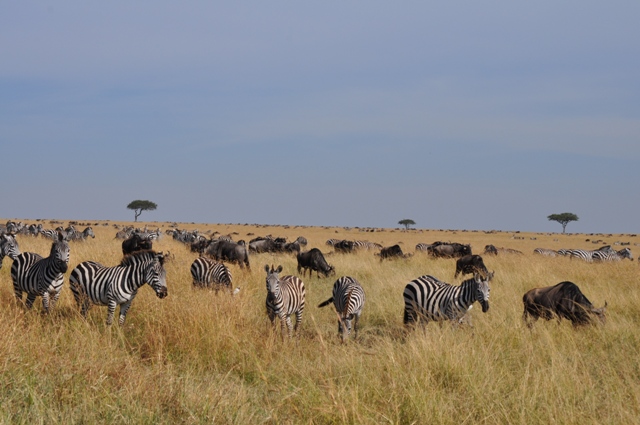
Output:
[398, 219, 416, 230]
[127, 200, 157, 222]
[547, 212, 578, 233]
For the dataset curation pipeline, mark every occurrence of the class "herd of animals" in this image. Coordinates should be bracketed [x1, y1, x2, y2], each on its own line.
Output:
[0, 220, 631, 341]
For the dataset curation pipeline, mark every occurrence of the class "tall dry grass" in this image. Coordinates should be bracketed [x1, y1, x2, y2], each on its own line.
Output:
[0, 220, 639, 424]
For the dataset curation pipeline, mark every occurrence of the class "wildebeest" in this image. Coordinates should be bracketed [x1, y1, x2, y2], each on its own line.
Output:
[427, 241, 472, 258]
[483, 244, 498, 255]
[379, 244, 405, 260]
[206, 240, 250, 269]
[334, 240, 355, 253]
[454, 254, 490, 278]
[122, 233, 153, 255]
[522, 281, 607, 327]
[297, 248, 335, 278]
[249, 237, 276, 253]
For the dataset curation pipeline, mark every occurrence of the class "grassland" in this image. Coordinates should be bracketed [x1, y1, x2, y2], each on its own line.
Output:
[0, 220, 639, 424]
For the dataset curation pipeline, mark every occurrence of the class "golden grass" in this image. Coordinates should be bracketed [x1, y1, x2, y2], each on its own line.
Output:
[0, 220, 639, 424]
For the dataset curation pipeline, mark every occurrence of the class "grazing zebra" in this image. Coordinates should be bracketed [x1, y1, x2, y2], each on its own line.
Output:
[318, 276, 365, 341]
[353, 240, 382, 250]
[593, 248, 633, 262]
[68, 226, 95, 241]
[190, 256, 233, 293]
[264, 264, 306, 339]
[69, 250, 168, 325]
[0, 233, 21, 269]
[403, 273, 491, 326]
[415, 243, 432, 252]
[326, 238, 341, 247]
[533, 248, 558, 257]
[11, 231, 70, 312]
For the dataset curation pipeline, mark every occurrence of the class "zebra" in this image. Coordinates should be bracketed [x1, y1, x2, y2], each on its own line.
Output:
[567, 249, 601, 262]
[11, 231, 70, 312]
[592, 248, 633, 262]
[415, 243, 432, 252]
[318, 276, 365, 342]
[190, 256, 234, 293]
[326, 239, 341, 247]
[40, 226, 65, 240]
[533, 248, 558, 257]
[403, 273, 491, 326]
[68, 226, 95, 241]
[264, 264, 306, 339]
[353, 240, 382, 250]
[69, 250, 168, 325]
[0, 233, 21, 269]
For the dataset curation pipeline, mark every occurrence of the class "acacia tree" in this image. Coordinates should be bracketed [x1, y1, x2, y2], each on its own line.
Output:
[398, 219, 416, 230]
[547, 212, 578, 233]
[127, 200, 157, 222]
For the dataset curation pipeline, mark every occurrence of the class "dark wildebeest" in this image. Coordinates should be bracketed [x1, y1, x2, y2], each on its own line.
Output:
[283, 241, 301, 254]
[296, 248, 335, 278]
[483, 244, 498, 255]
[122, 233, 153, 256]
[454, 254, 490, 278]
[207, 240, 250, 269]
[249, 237, 276, 253]
[334, 240, 355, 253]
[379, 244, 405, 260]
[427, 242, 472, 258]
[522, 281, 607, 327]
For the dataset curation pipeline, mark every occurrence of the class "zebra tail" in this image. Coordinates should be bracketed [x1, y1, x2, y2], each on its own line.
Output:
[318, 297, 333, 308]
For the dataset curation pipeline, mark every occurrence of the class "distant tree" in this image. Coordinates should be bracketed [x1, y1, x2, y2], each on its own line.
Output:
[547, 212, 579, 233]
[398, 219, 416, 230]
[127, 200, 157, 222]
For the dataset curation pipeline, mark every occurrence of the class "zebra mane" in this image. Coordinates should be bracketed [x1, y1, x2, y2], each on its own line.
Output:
[120, 249, 163, 267]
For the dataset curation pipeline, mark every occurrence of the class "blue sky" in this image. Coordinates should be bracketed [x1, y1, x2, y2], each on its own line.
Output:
[2, 2, 639, 233]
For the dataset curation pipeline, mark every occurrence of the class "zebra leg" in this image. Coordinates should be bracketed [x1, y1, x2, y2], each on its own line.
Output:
[293, 310, 304, 338]
[50, 291, 61, 310]
[106, 300, 118, 325]
[118, 301, 133, 326]
[26, 293, 38, 310]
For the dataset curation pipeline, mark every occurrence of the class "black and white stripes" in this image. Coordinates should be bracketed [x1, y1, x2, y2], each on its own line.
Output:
[318, 276, 365, 341]
[0, 233, 21, 269]
[265, 264, 306, 339]
[69, 250, 168, 325]
[191, 256, 233, 293]
[11, 231, 70, 312]
[403, 273, 491, 325]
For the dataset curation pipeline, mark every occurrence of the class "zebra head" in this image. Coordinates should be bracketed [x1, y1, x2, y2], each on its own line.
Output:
[84, 227, 95, 238]
[265, 264, 284, 298]
[144, 252, 168, 299]
[473, 273, 491, 313]
[51, 231, 70, 273]
[619, 248, 633, 260]
[0, 233, 21, 261]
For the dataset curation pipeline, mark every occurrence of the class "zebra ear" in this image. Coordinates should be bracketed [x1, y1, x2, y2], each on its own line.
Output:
[264, 264, 271, 273]
[276, 265, 283, 274]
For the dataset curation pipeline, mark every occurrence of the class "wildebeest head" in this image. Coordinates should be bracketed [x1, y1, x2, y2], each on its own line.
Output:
[589, 301, 607, 324]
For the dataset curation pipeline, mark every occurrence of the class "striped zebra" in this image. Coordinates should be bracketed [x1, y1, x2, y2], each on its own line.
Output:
[69, 250, 168, 325]
[0, 233, 21, 269]
[11, 231, 70, 312]
[568, 249, 600, 262]
[403, 273, 491, 326]
[40, 226, 66, 240]
[68, 226, 95, 241]
[264, 264, 306, 339]
[318, 276, 365, 341]
[533, 248, 558, 257]
[415, 243, 432, 252]
[190, 256, 233, 293]
[592, 248, 633, 262]
[326, 239, 341, 247]
[353, 240, 382, 250]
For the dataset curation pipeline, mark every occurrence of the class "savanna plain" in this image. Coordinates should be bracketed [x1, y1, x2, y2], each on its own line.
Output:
[1, 219, 639, 424]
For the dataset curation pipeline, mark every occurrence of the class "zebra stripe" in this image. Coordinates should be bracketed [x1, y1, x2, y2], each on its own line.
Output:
[69, 250, 168, 325]
[0, 233, 21, 269]
[190, 256, 233, 292]
[265, 264, 306, 339]
[533, 248, 558, 257]
[403, 274, 491, 325]
[592, 248, 633, 262]
[11, 231, 70, 312]
[318, 276, 365, 341]
[415, 243, 432, 252]
[353, 240, 382, 250]
[568, 249, 598, 262]
[326, 239, 341, 247]
[68, 226, 95, 241]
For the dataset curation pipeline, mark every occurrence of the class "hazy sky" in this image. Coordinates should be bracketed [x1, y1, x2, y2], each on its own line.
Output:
[2, 2, 639, 233]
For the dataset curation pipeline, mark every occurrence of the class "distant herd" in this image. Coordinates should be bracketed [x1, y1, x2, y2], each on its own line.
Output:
[0, 220, 633, 341]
